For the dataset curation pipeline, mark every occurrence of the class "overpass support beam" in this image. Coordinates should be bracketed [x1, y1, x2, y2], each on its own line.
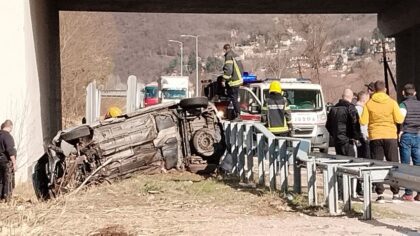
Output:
[395, 27, 420, 100]
[378, 1, 420, 37]
[29, 0, 61, 140]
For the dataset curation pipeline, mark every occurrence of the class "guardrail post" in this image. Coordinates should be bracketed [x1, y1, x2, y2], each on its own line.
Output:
[85, 81, 101, 124]
[126, 75, 137, 113]
[230, 123, 238, 175]
[351, 178, 358, 199]
[362, 172, 372, 220]
[245, 125, 253, 183]
[323, 170, 329, 205]
[257, 134, 265, 186]
[278, 139, 288, 193]
[327, 165, 339, 215]
[307, 159, 317, 206]
[268, 137, 276, 191]
[237, 124, 245, 180]
[343, 174, 351, 212]
[292, 141, 301, 194]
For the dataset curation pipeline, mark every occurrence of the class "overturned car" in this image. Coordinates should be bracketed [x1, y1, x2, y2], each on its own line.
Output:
[32, 97, 225, 200]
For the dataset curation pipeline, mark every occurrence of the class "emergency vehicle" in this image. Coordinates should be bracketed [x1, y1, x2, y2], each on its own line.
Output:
[204, 76, 330, 153]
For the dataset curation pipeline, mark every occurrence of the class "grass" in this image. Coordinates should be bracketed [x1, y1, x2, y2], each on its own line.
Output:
[0, 172, 288, 235]
[2, 172, 410, 235]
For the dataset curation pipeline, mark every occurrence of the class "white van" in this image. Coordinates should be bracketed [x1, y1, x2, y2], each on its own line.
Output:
[241, 78, 329, 153]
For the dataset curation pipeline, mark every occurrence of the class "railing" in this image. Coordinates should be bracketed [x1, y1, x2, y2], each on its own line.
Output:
[222, 121, 420, 220]
[222, 121, 314, 200]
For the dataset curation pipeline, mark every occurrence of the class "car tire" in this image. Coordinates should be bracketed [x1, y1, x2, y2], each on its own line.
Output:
[60, 125, 91, 142]
[32, 154, 51, 200]
[192, 128, 215, 157]
[179, 97, 208, 109]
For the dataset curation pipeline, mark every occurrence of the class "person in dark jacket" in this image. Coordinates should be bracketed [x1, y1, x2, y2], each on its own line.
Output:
[326, 89, 362, 157]
[222, 44, 244, 120]
[264, 81, 292, 136]
[399, 83, 420, 201]
[0, 120, 17, 201]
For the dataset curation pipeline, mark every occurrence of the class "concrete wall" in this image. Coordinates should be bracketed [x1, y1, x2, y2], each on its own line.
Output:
[0, 0, 60, 183]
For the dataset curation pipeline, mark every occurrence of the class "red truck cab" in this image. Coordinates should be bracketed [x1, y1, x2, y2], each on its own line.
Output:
[144, 83, 159, 107]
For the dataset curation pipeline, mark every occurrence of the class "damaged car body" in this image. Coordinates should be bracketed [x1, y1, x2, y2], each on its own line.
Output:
[32, 98, 225, 200]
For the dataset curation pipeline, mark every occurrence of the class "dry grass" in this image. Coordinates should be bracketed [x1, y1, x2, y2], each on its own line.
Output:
[0, 172, 287, 235]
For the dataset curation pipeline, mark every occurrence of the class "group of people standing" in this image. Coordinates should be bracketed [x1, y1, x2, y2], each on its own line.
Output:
[327, 80, 420, 202]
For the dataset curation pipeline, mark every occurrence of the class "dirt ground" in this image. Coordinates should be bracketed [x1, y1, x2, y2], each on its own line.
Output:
[0, 172, 419, 236]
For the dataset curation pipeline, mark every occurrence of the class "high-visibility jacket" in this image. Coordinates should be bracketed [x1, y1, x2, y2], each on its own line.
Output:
[263, 93, 292, 134]
[222, 50, 243, 87]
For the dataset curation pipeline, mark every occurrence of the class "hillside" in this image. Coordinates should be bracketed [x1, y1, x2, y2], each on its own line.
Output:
[60, 13, 384, 127]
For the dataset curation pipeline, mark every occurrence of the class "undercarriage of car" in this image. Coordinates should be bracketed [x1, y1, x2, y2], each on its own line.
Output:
[32, 98, 225, 200]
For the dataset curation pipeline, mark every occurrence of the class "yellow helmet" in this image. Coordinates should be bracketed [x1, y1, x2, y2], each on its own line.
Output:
[105, 106, 122, 119]
[269, 81, 282, 94]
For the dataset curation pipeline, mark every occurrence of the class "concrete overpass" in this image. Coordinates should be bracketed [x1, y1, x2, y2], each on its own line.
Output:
[1, 0, 419, 182]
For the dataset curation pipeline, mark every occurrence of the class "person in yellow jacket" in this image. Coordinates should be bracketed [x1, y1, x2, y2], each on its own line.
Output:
[360, 80, 404, 203]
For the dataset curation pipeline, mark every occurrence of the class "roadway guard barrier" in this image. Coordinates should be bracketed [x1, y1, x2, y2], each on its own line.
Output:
[222, 121, 420, 220]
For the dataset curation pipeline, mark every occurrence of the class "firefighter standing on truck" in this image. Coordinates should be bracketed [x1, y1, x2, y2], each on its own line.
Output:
[222, 44, 244, 120]
[264, 81, 292, 136]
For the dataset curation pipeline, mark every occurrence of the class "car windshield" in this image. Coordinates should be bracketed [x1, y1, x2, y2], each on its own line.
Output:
[263, 89, 323, 111]
[145, 86, 158, 98]
[162, 89, 187, 99]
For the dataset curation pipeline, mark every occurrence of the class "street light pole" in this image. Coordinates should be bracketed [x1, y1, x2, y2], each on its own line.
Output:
[181, 34, 199, 96]
[168, 40, 183, 76]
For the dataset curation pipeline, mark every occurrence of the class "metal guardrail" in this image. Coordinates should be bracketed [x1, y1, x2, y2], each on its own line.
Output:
[222, 121, 420, 220]
[222, 121, 313, 199]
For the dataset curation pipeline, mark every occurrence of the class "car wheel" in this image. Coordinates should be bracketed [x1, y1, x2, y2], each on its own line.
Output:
[193, 128, 215, 157]
[32, 154, 51, 200]
[179, 97, 208, 109]
[60, 125, 91, 142]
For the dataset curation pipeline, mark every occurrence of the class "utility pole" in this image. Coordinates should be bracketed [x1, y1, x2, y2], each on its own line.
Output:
[168, 40, 183, 76]
[181, 34, 199, 96]
[370, 38, 396, 95]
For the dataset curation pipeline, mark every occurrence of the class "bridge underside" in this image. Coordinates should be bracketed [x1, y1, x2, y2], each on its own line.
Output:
[1, 0, 419, 182]
[57, 0, 397, 13]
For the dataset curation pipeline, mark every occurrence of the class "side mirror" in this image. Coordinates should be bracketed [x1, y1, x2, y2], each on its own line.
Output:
[250, 103, 260, 114]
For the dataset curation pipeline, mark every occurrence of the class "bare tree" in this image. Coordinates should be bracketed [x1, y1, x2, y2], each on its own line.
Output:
[295, 15, 337, 85]
[60, 12, 117, 128]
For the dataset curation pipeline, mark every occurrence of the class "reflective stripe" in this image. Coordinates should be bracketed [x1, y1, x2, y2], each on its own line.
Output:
[223, 74, 232, 79]
[225, 60, 234, 64]
[228, 59, 243, 87]
[268, 104, 284, 110]
[233, 59, 243, 81]
[268, 126, 289, 133]
[228, 79, 243, 87]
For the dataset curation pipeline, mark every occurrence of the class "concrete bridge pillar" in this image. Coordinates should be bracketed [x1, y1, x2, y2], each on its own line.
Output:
[0, 0, 60, 182]
[395, 27, 420, 100]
